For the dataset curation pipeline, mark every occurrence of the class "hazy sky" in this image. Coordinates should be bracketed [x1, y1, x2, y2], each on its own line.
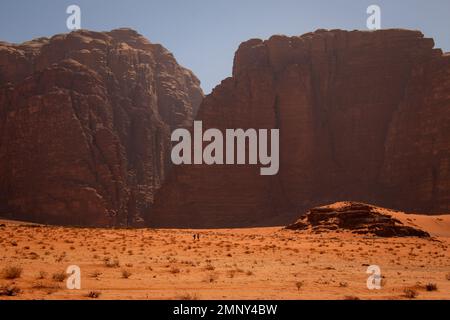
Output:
[1, 0, 449, 93]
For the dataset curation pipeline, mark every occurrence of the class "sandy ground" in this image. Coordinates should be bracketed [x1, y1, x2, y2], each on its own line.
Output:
[0, 216, 449, 300]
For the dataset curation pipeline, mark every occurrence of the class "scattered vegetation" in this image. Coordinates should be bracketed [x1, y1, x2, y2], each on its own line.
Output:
[0, 285, 21, 296]
[86, 291, 101, 299]
[177, 292, 199, 300]
[204, 273, 219, 283]
[403, 288, 418, 299]
[204, 264, 215, 271]
[425, 283, 438, 292]
[344, 295, 360, 300]
[89, 270, 102, 278]
[52, 271, 67, 282]
[32, 281, 61, 293]
[104, 258, 120, 268]
[121, 269, 132, 279]
[170, 267, 181, 274]
[1, 266, 23, 280]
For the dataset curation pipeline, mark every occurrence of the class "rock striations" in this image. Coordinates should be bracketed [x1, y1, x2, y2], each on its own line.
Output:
[152, 29, 450, 228]
[1, 28, 449, 228]
[0, 29, 203, 226]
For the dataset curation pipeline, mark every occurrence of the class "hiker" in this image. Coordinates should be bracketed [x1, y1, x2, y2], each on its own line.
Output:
[197, 233, 200, 241]
[193, 234, 197, 241]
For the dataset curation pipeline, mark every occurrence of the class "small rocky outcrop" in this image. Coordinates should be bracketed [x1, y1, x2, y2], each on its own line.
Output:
[286, 202, 430, 237]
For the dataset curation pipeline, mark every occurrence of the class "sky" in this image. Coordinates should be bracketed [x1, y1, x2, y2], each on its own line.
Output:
[1, 0, 449, 93]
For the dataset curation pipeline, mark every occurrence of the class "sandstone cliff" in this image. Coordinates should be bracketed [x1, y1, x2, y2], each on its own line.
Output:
[152, 29, 450, 228]
[0, 29, 203, 226]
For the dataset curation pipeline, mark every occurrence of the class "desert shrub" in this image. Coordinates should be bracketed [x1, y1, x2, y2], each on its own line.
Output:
[52, 271, 67, 282]
[425, 283, 437, 291]
[89, 270, 102, 278]
[32, 281, 61, 291]
[0, 285, 21, 296]
[104, 258, 120, 268]
[121, 269, 132, 279]
[86, 291, 101, 298]
[344, 295, 360, 300]
[177, 292, 199, 300]
[204, 273, 219, 283]
[227, 270, 236, 278]
[170, 267, 181, 274]
[204, 264, 215, 271]
[403, 288, 418, 299]
[1, 266, 23, 279]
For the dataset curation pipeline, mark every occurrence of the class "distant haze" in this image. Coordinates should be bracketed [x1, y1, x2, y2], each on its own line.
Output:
[1, 0, 450, 93]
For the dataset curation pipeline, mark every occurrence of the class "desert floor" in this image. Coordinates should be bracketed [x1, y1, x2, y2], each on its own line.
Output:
[0, 217, 449, 300]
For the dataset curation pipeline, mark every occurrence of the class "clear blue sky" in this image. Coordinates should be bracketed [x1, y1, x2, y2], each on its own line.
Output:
[1, 0, 449, 93]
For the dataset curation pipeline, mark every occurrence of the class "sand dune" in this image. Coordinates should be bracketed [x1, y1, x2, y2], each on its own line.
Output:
[393, 213, 450, 238]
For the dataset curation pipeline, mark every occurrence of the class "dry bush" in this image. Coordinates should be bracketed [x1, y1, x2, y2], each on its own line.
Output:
[89, 270, 102, 278]
[425, 283, 438, 292]
[177, 292, 199, 300]
[104, 258, 120, 268]
[344, 295, 360, 300]
[1, 265, 23, 279]
[86, 291, 101, 299]
[32, 281, 61, 293]
[403, 288, 418, 299]
[204, 273, 219, 283]
[0, 285, 21, 296]
[227, 270, 236, 278]
[170, 267, 181, 274]
[204, 264, 215, 271]
[52, 271, 67, 282]
[121, 269, 132, 279]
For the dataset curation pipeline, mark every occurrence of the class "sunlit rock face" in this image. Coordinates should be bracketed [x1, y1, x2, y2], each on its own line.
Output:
[152, 29, 450, 228]
[0, 29, 203, 226]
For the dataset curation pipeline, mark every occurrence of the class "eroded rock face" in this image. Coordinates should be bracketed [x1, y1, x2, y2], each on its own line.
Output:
[0, 29, 203, 226]
[152, 29, 450, 228]
[286, 202, 430, 237]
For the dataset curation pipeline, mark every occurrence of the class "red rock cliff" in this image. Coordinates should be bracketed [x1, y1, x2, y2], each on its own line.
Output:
[0, 29, 203, 226]
[152, 29, 450, 228]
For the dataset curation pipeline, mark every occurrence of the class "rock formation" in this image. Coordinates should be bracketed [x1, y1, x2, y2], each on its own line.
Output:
[286, 202, 430, 237]
[152, 29, 450, 228]
[0, 29, 203, 226]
